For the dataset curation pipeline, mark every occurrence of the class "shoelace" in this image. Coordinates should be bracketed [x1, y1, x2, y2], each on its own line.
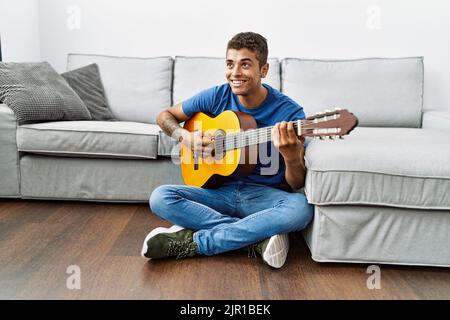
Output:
[247, 244, 258, 259]
[167, 240, 196, 259]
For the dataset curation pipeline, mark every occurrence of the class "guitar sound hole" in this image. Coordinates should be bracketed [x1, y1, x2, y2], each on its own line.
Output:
[214, 129, 226, 160]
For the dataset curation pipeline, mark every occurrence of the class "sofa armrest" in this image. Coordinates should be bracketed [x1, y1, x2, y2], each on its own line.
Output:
[0, 104, 20, 197]
[422, 110, 450, 134]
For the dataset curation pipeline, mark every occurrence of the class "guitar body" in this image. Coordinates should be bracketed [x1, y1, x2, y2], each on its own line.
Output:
[181, 111, 257, 188]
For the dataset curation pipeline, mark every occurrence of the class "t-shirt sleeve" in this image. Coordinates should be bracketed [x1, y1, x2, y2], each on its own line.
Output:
[287, 102, 306, 121]
[181, 86, 218, 117]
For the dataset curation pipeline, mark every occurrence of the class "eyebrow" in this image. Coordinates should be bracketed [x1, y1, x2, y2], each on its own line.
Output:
[226, 58, 254, 63]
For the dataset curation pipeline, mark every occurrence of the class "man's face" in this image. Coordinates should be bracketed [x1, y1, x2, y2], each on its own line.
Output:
[225, 48, 268, 96]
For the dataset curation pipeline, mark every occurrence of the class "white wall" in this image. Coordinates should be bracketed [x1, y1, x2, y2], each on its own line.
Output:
[34, 0, 450, 112]
[0, 0, 40, 61]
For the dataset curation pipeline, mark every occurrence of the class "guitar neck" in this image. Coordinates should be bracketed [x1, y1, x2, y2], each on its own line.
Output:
[221, 120, 302, 152]
[216, 109, 352, 152]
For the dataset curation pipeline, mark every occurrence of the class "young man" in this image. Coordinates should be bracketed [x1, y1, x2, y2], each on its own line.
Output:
[141, 32, 313, 268]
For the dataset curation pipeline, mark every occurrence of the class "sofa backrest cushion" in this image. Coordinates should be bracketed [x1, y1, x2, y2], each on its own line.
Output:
[67, 54, 173, 123]
[173, 56, 281, 104]
[281, 57, 424, 127]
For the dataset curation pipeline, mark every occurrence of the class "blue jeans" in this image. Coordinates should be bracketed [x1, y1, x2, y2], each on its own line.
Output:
[149, 181, 314, 256]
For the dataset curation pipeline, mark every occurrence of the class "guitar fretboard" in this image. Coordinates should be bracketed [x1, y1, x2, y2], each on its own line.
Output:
[218, 120, 302, 152]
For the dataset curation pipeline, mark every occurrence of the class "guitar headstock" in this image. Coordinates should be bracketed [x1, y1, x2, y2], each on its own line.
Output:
[299, 108, 358, 139]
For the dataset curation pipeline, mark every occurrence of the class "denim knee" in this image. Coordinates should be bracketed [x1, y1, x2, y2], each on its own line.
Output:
[297, 195, 314, 228]
[285, 194, 314, 231]
[149, 185, 174, 218]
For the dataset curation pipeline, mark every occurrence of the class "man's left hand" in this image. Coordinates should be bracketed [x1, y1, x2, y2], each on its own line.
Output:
[272, 121, 305, 162]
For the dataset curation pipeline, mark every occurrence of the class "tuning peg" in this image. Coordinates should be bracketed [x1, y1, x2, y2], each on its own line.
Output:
[334, 107, 342, 111]
[334, 135, 340, 139]
[339, 136, 345, 139]
[328, 135, 334, 140]
[325, 109, 331, 113]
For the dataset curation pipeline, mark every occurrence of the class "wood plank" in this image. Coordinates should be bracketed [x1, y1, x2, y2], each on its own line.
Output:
[14, 203, 134, 299]
[107, 204, 163, 257]
[0, 200, 449, 300]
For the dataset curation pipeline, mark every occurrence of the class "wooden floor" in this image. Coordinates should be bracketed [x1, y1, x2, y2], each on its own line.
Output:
[0, 199, 449, 300]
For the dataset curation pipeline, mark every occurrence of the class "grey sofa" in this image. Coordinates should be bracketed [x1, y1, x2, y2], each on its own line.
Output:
[1, 54, 449, 267]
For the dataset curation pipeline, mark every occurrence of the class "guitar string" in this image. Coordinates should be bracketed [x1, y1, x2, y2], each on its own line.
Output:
[221, 120, 332, 139]
[218, 120, 338, 151]
[189, 117, 347, 156]
[220, 125, 327, 145]
[189, 116, 344, 154]
[219, 120, 320, 142]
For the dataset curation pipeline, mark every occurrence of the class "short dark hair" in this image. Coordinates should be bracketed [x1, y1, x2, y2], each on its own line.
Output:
[227, 32, 268, 68]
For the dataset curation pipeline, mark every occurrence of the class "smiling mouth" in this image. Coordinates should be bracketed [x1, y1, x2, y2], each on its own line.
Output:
[230, 80, 247, 87]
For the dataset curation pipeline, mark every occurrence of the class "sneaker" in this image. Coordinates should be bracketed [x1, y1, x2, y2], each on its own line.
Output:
[141, 225, 198, 260]
[250, 234, 290, 269]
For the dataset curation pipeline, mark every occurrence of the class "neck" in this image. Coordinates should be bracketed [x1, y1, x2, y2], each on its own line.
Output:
[238, 84, 268, 109]
[219, 120, 302, 152]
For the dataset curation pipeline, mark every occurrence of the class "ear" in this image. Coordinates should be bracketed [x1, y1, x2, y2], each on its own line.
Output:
[260, 63, 269, 78]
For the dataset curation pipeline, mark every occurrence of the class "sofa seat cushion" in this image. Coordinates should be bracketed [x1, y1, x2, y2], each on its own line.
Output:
[305, 127, 450, 209]
[18, 121, 165, 159]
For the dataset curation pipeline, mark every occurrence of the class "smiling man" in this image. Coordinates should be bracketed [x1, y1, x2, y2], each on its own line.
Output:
[141, 32, 314, 268]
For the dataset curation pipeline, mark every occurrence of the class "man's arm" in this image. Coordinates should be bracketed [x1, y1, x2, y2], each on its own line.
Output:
[284, 146, 306, 191]
[272, 121, 306, 190]
[156, 103, 190, 142]
[156, 104, 212, 153]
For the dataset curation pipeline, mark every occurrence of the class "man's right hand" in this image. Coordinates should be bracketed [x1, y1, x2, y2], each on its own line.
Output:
[178, 129, 215, 158]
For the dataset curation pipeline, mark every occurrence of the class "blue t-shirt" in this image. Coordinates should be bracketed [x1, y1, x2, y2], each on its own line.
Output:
[182, 83, 305, 191]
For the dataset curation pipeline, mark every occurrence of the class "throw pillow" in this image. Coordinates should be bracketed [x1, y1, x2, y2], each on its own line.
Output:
[0, 62, 92, 125]
[61, 63, 115, 121]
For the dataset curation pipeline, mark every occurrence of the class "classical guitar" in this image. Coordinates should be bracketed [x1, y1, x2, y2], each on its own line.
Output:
[180, 108, 358, 188]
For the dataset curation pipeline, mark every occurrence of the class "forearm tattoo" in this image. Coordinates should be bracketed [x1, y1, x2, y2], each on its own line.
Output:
[159, 112, 183, 139]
